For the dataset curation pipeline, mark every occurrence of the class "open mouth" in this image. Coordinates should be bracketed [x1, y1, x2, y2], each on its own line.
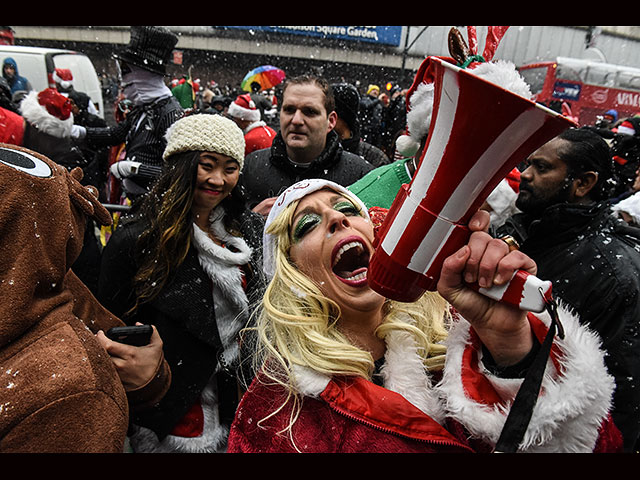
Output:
[331, 237, 371, 286]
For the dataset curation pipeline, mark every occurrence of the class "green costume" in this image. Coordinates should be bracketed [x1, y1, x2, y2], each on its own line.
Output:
[348, 158, 413, 209]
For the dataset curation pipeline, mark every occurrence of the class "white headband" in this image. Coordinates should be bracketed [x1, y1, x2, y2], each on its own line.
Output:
[262, 179, 370, 280]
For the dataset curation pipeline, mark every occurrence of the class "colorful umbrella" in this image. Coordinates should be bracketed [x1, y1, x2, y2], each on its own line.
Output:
[241, 65, 286, 92]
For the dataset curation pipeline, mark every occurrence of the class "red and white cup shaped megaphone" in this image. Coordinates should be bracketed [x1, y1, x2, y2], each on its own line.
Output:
[367, 57, 576, 312]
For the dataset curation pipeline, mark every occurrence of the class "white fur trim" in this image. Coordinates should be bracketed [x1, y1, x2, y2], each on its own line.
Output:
[398, 81, 435, 154]
[470, 60, 532, 100]
[192, 206, 252, 365]
[291, 314, 445, 422]
[244, 120, 270, 134]
[439, 302, 615, 452]
[19, 90, 74, 138]
[380, 322, 446, 423]
[129, 379, 229, 453]
[617, 124, 636, 136]
[611, 191, 640, 224]
[53, 70, 73, 90]
[228, 100, 261, 123]
[291, 364, 332, 398]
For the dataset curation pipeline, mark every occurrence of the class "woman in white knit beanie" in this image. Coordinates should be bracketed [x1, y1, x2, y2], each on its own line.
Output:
[97, 114, 266, 453]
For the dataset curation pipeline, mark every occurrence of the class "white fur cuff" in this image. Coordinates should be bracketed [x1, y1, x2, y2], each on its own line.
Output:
[439, 303, 615, 452]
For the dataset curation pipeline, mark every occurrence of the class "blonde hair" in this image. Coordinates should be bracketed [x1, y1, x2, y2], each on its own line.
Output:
[249, 193, 450, 445]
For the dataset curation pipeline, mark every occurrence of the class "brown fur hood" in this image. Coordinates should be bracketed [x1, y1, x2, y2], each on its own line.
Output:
[0, 143, 112, 347]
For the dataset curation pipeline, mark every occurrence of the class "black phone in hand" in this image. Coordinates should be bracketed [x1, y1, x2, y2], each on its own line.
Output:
[106, 325, 153, 347]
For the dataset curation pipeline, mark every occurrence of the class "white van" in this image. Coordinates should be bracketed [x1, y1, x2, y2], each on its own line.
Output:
[1, 45, 105, 119]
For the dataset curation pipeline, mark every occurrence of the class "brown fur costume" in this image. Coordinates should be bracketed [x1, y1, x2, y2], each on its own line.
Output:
[0, 143, 168, 452]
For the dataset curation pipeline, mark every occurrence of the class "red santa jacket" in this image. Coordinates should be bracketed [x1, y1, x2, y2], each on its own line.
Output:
[228, 308, 622, 453]
[244, 121, 276, 156]
[0, 106, 24, 146]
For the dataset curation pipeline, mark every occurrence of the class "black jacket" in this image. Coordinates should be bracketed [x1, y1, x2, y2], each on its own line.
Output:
[495, 201, 640, 451]
[341, 125, 391, 168]
[84, 95, 183, 190]
[358, 94, 383, 146]
[97, 208, 265, 440]
[240, 130, 374, 209]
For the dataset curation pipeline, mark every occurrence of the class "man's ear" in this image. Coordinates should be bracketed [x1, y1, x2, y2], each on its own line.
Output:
[327, 110, 338, 132]
[573, 171, 599, 199]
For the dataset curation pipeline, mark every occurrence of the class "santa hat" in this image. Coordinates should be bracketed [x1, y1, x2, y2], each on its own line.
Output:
[19, 88, 74, 138]
[616, 119, 637, 136]
[505, 168, 521, 193]
[395, 26, 533, 159]
[53, 68, 74, 90]
[228, 93, 261, 123]
[263, 179, 370, 280]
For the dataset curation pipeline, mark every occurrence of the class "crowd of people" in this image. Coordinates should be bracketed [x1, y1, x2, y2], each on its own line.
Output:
[1, 25, 640, 454]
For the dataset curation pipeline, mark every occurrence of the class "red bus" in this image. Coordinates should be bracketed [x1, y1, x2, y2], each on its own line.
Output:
[518, 57, 640, 126]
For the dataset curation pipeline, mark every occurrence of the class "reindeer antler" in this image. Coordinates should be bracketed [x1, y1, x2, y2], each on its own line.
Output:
[483, 26, 510, 62]
[448, 26, 510, 67]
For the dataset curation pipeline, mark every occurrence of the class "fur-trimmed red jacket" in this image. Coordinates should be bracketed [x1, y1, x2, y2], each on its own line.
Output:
[228, 307, 622, 453]
[243, 121, 276, 156]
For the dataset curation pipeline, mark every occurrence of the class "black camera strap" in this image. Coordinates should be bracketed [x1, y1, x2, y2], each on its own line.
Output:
[493, 291, 564, 453]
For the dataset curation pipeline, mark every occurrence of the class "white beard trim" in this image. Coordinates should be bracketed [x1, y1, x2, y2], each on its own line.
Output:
[439, 301, 615, 453]
[19, 90, 74, 138]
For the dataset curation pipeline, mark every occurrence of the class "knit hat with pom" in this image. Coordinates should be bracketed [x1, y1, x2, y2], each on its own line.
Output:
[163, 113, 246, 168]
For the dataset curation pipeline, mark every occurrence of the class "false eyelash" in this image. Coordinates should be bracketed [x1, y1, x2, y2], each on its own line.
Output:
[293, 213, 321, 241]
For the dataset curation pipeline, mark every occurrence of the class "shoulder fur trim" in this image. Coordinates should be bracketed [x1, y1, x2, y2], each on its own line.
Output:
[291, 314, 445, 422]
[380, 324, 446, 423]
[439, 302, 614, 452]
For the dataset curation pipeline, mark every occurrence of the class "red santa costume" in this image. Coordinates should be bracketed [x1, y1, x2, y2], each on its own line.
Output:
[227, 178, 622, 453]
[228, 28, 623, 453]
[227, 93, 276, 156]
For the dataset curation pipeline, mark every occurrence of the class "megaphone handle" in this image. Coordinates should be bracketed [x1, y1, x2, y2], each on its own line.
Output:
[469, 270, 553, 314]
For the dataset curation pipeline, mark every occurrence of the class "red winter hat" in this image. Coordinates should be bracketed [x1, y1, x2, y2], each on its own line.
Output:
[37, 88, 73, 120]
[228, 93, 261, 123]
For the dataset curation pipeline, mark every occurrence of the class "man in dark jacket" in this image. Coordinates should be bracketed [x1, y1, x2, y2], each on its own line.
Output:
[332, 82, 390, 168]
[495, 127, 640, 452]
[241, 75, 374, 216]
[70, 27, 183, 201]
[358, 84, 384, 147]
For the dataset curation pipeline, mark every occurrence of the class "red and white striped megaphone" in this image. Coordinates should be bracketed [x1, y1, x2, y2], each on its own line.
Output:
[368, 57, 576, 312]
